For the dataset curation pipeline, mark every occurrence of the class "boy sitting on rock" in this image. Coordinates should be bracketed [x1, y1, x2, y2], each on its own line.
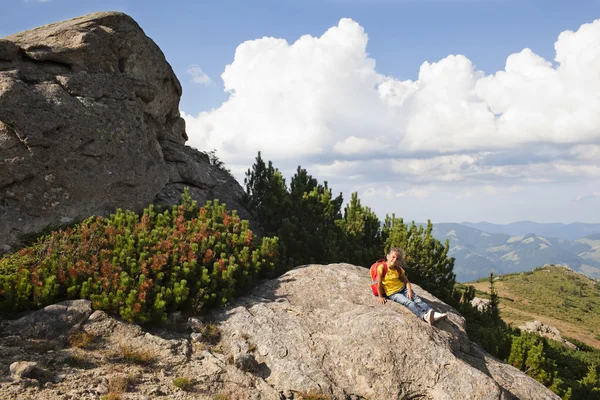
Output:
[374, 247, 447, 325]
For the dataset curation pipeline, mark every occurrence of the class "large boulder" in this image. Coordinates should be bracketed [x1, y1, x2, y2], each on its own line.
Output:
[0, 12, 255, 254]
[212, 264, 560, 400]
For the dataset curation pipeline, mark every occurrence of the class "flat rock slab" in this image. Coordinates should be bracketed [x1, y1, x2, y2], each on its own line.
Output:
[5, 299, 92, 341]
[212, 263, 560, 400]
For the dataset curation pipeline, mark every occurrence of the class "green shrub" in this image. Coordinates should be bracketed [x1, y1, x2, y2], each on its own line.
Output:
[0, 189, 279, 324]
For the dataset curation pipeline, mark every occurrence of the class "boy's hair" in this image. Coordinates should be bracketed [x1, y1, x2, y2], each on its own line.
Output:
[389, 247, 406, 268]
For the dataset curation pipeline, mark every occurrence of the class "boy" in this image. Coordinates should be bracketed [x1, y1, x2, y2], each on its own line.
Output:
[376, 247, 447, 325]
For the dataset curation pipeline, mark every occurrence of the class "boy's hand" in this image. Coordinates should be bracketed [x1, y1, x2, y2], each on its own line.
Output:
[407, 288, 414, 300]
[377, 297, 387, 304]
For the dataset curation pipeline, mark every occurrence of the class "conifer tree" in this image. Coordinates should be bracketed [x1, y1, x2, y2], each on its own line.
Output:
[488, 272, 500, 321]
[337, 192, 382, 266]
[242, 152, 289, 237]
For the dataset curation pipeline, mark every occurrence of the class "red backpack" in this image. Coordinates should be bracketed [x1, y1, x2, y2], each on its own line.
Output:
[370, 258, 388, 296]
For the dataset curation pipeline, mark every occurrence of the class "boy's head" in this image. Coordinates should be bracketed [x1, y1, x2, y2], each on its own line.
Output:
[386, 247, 406, 267]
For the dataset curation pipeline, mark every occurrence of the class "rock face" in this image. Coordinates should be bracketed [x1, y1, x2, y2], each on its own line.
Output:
[519, 320, 578, 350]
[0, 264, 560, 399]
[0, 12, 254, 253]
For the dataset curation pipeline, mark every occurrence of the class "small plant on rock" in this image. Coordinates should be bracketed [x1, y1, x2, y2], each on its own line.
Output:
[119, 342, 156, 366]
[69, 331, 97, 349]
[173, 377, 195, 391]
[202, 323, 222, 345]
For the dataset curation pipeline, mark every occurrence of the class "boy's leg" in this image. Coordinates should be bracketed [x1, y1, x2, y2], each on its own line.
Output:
[387, 289, 427, 319]
[412, 293, 432, 313]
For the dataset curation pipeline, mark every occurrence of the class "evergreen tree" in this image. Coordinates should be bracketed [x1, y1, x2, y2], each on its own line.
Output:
[488, 272, 500, 322]
[337, 192, 383, 266]
[242, 152, 289, 237]
[283, 174, 344, 265]
[576, 364, 600, 399]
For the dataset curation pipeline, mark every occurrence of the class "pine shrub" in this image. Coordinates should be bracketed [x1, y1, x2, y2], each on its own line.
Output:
[0, 189, 279, 323]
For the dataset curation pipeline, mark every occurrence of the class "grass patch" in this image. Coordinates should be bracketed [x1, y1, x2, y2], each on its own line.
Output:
[69, 331, 97, 349]
[201, 323, 222, 345]
[173, 377, 196, 391]
[119, 342, 157, 366]
[213, 394, 230, 400]
[193, 341, 207, 352]
[100, 375, 135, 400]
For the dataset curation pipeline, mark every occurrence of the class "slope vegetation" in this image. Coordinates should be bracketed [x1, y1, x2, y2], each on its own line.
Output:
[469, 265, 600, 349]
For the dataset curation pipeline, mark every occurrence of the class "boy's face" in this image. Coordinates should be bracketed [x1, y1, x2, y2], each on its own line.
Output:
[387, 251, 397, 265]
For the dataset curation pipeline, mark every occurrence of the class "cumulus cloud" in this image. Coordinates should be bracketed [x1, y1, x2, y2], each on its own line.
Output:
[181, 17, 600, 222]
[187, 65, 212, 85]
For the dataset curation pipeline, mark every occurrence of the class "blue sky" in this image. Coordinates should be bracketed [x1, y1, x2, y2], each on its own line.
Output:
[3, 0, 600, 223]
[4, 0, 599, 114]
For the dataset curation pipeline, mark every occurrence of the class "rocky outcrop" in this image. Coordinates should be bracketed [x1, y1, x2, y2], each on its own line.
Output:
[471, 296, 491, 311]
[4, 299, 91, 342]
[0, 264, 560, 399]
[0, 12, 254, 254]
[519, 320, 578, 350]
[213, 264, 559, 400]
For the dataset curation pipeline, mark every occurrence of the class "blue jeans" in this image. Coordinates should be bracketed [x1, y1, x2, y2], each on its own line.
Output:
[387, 286, 431, 319]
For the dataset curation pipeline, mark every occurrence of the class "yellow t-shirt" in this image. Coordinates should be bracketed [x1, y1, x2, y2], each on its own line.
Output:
[377, 263, 405, 296]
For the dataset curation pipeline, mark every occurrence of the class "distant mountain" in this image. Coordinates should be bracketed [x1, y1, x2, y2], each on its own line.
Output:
[429, 223, 600, 282]
[460, 221, 600, 240]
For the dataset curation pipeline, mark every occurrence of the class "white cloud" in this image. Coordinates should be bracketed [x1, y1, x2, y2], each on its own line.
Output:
[186, 65, 212, 85]
[396, 187, 432, 199]
[333, 136, 384, 155]
[184, 17, 600, 160]
[363, 186, 394, 199]
[181, 17, 600, 222]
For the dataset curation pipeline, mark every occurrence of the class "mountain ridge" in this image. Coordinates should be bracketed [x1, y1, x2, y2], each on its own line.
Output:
[458, 221, 600, 240]
[425, 222, 600, 282]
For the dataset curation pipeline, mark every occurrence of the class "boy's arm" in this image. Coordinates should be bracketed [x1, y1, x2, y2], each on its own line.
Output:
[400, 272, 414, 300]
[377, 267, 386, 304]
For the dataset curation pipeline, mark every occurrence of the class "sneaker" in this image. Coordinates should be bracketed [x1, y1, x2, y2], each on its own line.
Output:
[433, 312, 448, 323]
[423, 309, 434, 325]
